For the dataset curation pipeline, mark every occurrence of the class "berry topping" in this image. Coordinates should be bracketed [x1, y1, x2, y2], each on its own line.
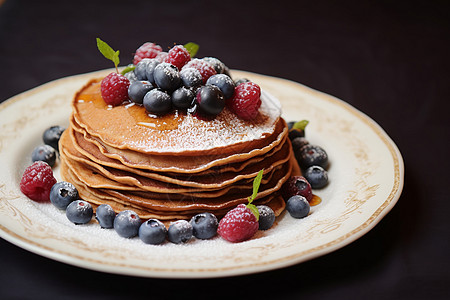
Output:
[95, 204, 116, 229]
[227, 81, 261, 120]
[20, 161, 57, 202]
[218, 204, 259, 243]
[286, 195, 310, 219]
[172, 86, 195, 109]
[190, 212, 218, 240]
[139, 219, 167, 245]
[143, 89, 172, 115]
[163, 45, 191, 70]
[296, 144, 329, 169]
[182, 58, 217, 84]
[203, 57, 226, 74]
[50, 181, 78, 210]
[288, 120, 308, 140]
[133, 42, 163, 65]
[304, 165, 329, 189]
[195, 85, 225, 117]
[282, 175, 313, 202]
[291, 137, 309, 151]
[114, 210, 142, 238]
[180, 67, 203, 89]
[134, 58, 157, 81]
[100, 72, 130, 106]
[153, 62, 181, 92]
[31, 144, 57, 167]
[66, 200, 94, 225]
[42, 125, 65, 151]
[206, 74, 235, 99]
[167, 220, 193, 244]
[257, 205, 275, 230]
[128, 80, 154, 104]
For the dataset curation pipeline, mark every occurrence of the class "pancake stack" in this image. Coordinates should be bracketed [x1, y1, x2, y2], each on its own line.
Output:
[59, 78, 300, 222]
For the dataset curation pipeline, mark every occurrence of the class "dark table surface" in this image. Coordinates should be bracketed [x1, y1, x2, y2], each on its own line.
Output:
[1, 0, 449, 299]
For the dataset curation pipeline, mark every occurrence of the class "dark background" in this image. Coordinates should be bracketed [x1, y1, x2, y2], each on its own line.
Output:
[1, 0, 449, 299]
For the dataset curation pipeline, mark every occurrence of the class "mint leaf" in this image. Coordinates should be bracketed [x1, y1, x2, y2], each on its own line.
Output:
[292, 120, 309, 131]
[184, 42, 199, 58]
[96, 38, 120, 72]
[247, 203, 260, 221]
[248, 169, 264, 203]
[121, 64, 135, 75]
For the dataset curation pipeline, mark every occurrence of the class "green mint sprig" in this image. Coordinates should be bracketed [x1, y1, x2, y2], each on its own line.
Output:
[96, 38, 120, 73]
[246, 169, 264, 221]
[292, 120, 309, 131]
[184, 42, 199, 58]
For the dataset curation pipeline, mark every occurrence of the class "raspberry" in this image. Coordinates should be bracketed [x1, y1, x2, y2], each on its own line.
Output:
[163, 45, 191, 70]
[100, 72, 130, 106]
[133, 42, 163, 65]
[182, 58, 217, 84]
[155, 51, 168, 63]
[227, 82, 261, 120]
[20, 161, 57, 202]
[218, 204, 259, 243]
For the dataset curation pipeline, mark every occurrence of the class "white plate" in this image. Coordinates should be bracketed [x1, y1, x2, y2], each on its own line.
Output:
[0, 70, 404, 278]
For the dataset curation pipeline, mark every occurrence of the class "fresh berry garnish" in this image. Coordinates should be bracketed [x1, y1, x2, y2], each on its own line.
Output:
[133, 42, 163, 65]
[134, 58, 156, 81]
[257, 205, 275, 230]
[182, 58, 217, 84]
[195, 85, 225, 117]
[234, 78, 250, 86]
[167, 220, 193, 244]
[172, 86, 195, 109]
[153, 62, 181, 92]
[206, 74, 235, 99]
[20, 161, 57, 202]
[154, 51, 168, 63]
[203, 57, 226, 74]
[100, 72, 130, 106]
[291, 136, 309, 151]
[42, 125, 65, 151]
[190, 212, 218, 240]
[282, 175, 313, 202]
[163, 45, 191, 70]
[286, 195, 310, 219]
[180, 67, 203, 89]
[128, 80, 154, 104]
[218, 170, 263, 243]
[288, 120, 308, 140]
[49, 181, 78, 210]
[31, 144, 57, 167]
[296, 144, 329, 169]
[114, 210, 142, 238]
[304, 165, 329, 189]
[66, 200, 94, 225]
[139, 219, 167, 245]
[143, 89, 172, 115]
[95, 204, 116, 229]
[228, 81, 261, 120]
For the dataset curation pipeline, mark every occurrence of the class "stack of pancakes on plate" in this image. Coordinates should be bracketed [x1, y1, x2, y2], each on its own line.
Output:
[59, 78, 300, 222]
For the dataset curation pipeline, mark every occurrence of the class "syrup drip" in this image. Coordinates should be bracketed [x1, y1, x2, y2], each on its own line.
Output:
[309, 194, 322, 206]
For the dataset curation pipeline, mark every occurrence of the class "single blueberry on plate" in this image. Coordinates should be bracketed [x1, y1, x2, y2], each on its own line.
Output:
[304, 165, 329, 189]
[167, 220, 193, 244]
[95, 204, 116, 229]
[66, 200, 93, 224]
[296, 144, 329, 169]
[139, 219, 167, 245]
[43, 125, 65, 151]
[257, 205, 275, 230]
[31, 144, 57, 167]
[286, 195, 310, 219]
[114, 210, 141, 238]
[49, 181, 78, 210]
[190, 212, 218, 239]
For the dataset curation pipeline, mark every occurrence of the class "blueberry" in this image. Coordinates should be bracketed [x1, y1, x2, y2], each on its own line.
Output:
[66, 200, 93, 224]
[304, 165, 329, 189]
[196, 85, 225, 117]
[286, 195, 310, 219]
[134, 58, 155, 81]
[172, 86, 195, 110]
[167, 220, 193, 244]
[203, 57, 225, 74]
[235, 78, 250, 86]
[283, 176, 313, 202]
[206, 74, 235, 99]
[42, 125, 65, 152]
[153, 62, 181, 92]
[139, 219, 167, 245]
[128, 80, 154, 104]
[291, 137, 309, 151]
[180, 67, 203, 88]
[297, 144, 329, 169]
[95, 204, 116, 229]
[50, 181, 78, 210]
[114, 210, 141, 238]
[31, 144, 57, 167]
[190, 212, 218, 240]
[257, 205, 275, 230]
[144, 59, 160, 85]
[143, 89, 172, 116]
